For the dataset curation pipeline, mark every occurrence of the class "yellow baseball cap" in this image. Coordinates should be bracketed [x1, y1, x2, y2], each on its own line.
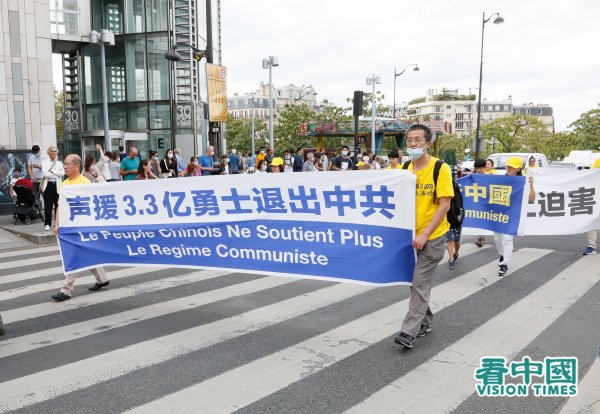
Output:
[506, 157, 523, 169]
[269, 157, 284, 166]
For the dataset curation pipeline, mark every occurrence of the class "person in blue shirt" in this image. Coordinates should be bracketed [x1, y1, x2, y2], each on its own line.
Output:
[228, 148, 240, 174]
[120, 147, 140, 181]
[293, 147, 304, 172]
[247, 151, 256, 173]
[198, 146, 219, 176]
[173, 148, 187, 177]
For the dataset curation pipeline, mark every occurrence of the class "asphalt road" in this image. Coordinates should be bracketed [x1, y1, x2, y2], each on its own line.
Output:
[0, 234, 599, 414]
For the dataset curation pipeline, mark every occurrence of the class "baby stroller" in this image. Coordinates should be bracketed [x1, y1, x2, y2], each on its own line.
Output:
[12, 178, 44, 225]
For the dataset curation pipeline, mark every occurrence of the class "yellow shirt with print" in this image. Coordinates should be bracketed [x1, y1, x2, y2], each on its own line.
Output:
[385, 164, 403, 170]
[407, 157, 454, 240]
[592, 158, 600, 169]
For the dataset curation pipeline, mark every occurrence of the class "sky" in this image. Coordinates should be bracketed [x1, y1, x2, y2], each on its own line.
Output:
[220, 0, 600, 131]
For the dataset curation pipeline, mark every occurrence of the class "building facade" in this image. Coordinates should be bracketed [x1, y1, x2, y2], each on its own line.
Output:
[51, 0, 222, 159]
[0, 0, 56, 151]
[513, 103, 555, 132]
[406, 89, 476, 137]
[227, 83, 318, 121]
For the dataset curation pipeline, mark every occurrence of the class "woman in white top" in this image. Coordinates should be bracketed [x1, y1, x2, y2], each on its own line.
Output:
[108, 152, 122, 181]
[41, 146, 65, 230]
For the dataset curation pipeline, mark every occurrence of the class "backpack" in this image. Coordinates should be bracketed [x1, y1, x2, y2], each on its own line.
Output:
[403, 159, 464, 228]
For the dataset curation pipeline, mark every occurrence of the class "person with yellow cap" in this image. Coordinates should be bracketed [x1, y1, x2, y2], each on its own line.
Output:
[582, 156, 600, 255]
[494, 156, 536, 276]
[269, 156, 284, 173]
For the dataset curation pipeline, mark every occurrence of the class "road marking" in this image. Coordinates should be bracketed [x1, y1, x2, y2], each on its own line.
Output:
[347, 254, 600, 414]
[2, 269, 232, 323]
[0, 275, 303, 357]
[123, 248, 551, 414]
[0, 255, 62, 270]
[559, 355, 600, 414]
[0, 281, 371, 412]
[1, 266, 168, 301]
[0, 245, 59, 259]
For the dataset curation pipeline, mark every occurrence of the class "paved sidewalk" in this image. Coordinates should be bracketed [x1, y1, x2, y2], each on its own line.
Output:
[0, 215, 56, 252]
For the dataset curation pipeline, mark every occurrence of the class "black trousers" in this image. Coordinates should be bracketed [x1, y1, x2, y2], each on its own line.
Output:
[43, 181, 59, 226]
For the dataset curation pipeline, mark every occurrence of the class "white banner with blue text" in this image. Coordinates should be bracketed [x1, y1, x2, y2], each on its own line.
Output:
[57, 171, 417, 285]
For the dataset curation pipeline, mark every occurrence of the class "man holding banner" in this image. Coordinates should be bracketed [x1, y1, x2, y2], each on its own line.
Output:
[51, 154, 110, 302]
[394, 125, 454, 349]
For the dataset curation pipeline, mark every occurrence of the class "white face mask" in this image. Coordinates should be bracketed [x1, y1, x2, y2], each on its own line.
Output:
[167, 153, 173, 159]
[261, 165, 267, 171]
[341, 151, 348, 156]
[260, 150, 265, 154]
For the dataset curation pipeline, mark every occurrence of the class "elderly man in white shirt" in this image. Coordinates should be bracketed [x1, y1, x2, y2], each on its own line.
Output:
[40, 146, 65, 230]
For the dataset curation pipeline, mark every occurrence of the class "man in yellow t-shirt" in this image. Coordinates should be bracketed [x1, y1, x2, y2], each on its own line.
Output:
[394, 125, 454, 349]
[51, 154, 109, 302]
[385, 150, 402, 169]
[583, 157, 600, 255]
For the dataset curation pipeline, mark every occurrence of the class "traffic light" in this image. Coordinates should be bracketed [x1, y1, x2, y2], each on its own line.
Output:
[190, 46, 206, 62]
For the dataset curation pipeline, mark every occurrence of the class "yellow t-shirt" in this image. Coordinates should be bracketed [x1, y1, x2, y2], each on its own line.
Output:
[256, 153, 266, 166]
[407, 157, 454, 240]
[484, 169, 497, 175]
[59, 174, 91, 193]
[592, 158, 600, 169]
[385, 164, 403, 170]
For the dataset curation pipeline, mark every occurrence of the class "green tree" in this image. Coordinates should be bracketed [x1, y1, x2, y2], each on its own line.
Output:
[54, 89, 64, 139]
[346, 91, 386, 117]
[480, 114, 549, 153]
[224, 113, 267, 154]
[568, 104, 600, 150]
[436, 133, 470, 162]
[539, 131, 581, 161]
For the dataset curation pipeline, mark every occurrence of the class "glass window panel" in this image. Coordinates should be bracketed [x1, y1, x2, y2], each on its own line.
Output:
[147, 34, 169, 100]
[106, 37, 127, 102]
[126, 0, 145, 33]
[129, 103, 148, 129]
[85, 105, 103, 130]
[146, 0, 168, 32]
[105, 0, 124, 34]
[150, 130, 171, 158]
[149, 104, 170, 129]
[126, 36, 147, 101]
[109, 104, 127, 129]
[83, 44, 102, 104]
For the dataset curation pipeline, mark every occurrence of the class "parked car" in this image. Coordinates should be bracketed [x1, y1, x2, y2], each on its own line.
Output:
[562, 150, 600, 169]
[548, 161, 576, 169]
[487, 153, 549, 174]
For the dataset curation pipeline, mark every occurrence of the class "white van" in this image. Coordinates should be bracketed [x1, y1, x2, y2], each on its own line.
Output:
[563, 150, 600, 169]
[487, 153, 548, 173]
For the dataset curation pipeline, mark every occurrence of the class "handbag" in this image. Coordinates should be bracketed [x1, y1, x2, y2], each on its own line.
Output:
[40, 160, 57, 192]
[39, 176, 48, 193]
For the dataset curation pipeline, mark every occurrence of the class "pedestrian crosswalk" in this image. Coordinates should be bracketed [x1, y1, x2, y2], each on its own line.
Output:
[0, 242, 599, 414]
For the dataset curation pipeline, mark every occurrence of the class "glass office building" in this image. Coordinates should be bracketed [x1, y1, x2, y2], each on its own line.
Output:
[51, 0, 222, 159]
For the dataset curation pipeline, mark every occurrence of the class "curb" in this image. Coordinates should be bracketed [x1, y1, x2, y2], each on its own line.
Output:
[0, 226, 57, 245]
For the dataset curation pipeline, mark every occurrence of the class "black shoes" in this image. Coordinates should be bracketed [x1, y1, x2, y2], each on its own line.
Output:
[89, 281, 110, 291]
[417, 324, 432, 338]
[499, 264, 508, 276]
[394, 332, 415, 348]
[0, 313, 5, 336]
[51, 292, 71, 302]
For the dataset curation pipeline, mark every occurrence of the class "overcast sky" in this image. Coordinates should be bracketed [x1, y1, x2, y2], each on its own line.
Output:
[221, 0, 600, 131]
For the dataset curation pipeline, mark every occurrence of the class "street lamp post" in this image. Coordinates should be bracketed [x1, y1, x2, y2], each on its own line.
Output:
[474, 12, 504, 160]
[393, 64, 419, 118]
[366, 74, 381, 155]
[89, 29, 115, 152]
[262, 56, 279, 150]
[251, 94, 256, 155]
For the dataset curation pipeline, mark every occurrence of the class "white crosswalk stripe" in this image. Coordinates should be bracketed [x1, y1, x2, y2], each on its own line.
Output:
[124, 248, 552, 413]
[346, 253, 600, 413]
[1, 243, 598, 414]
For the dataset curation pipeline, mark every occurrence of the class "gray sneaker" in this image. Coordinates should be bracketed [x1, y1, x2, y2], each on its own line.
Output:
[417, 324, 432, 338]
[0, 313, 5, 336]
[448, 260, 455, 270]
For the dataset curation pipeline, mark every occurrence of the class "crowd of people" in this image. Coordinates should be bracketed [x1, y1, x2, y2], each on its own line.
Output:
[1, 128, 596, 341]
